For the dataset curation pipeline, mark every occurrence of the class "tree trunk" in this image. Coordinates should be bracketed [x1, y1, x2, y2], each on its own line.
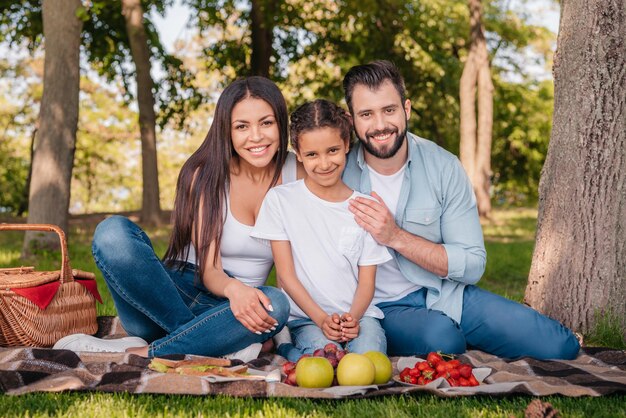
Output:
[459, 0, 493, 217]
[122, 0, 162, 225]
[22, 0, 82, 254]
[525, 0, 626, 336]
[17, 122, 37, 217]
[250, 0, 276, 77]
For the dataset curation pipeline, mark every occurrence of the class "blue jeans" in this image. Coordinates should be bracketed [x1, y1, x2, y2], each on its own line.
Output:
[377, 286, 580, 360]
[91, 216, 290, 358]
[277, 316, 387, 362]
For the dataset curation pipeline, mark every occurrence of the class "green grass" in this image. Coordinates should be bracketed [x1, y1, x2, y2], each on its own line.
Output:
[1, 209, 624, 417]
[0, 392, 624, 418]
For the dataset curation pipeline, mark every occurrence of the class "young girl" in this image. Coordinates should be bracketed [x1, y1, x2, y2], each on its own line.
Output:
[251, 99, 392, 362]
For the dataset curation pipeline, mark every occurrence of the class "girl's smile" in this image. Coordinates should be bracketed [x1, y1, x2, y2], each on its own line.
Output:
[295, 126, 351, 201]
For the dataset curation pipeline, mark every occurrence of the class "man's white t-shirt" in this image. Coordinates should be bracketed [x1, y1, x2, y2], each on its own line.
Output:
[367, 163, 421, 305]
[251, 180, 392, 321]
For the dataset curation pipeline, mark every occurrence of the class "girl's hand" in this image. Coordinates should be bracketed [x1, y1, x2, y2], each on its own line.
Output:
[321, 313, 342, 341]
[340, 313, 359, 342]
[225, 280, 278, 334]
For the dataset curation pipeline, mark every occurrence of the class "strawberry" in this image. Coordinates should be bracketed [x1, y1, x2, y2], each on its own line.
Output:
[444, 362, 457, 371]
[468, 375, 480, 386]
[426, 352, 443, 367]
[435, 371, 448, 380]
[409, 375, 419, 384]
[448, 359, 461, 368]
[448, 368, 461, 379]
[399, 367, 411, 379]
[409, 367, 421, 377]
[417, 376, 426, 385]
[458, 364, 473, 379]
[421, 366, 435, 380]
[417, 361, 430, 371]
[446, 377, 459, 387]
[458, 377, 470, 387]
[435, 363, 448, 374]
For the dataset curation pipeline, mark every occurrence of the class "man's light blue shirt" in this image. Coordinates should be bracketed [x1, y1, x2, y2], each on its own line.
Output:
[342, 133, 486, 323]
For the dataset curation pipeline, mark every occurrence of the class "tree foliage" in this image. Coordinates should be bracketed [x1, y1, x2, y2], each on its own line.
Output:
[0, 0, 558, 214]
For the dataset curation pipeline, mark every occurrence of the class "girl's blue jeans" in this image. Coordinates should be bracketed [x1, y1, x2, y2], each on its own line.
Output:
[377, 287, 580, 360]
[91, 216, 290, 358]
[277, 316, 387, 362]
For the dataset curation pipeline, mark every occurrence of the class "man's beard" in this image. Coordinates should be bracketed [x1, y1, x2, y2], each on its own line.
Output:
[356, 126, 407, 159]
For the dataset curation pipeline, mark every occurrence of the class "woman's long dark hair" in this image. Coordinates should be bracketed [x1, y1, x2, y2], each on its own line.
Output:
[163, 77, 289, 280]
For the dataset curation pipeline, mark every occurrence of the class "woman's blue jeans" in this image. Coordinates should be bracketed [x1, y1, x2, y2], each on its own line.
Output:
[91, 216, 290, 358]
[277, 316, 387, 362]
[377, 287, 580, 360]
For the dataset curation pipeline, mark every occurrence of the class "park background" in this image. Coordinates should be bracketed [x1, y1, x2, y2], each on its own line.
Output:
[0, 0, 624, 416]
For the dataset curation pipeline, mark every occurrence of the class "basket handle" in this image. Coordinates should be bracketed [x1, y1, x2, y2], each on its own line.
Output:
[0, 223, 73, 283]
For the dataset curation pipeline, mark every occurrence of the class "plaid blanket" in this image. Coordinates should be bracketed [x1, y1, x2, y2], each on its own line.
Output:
[1, 317, 624, 398]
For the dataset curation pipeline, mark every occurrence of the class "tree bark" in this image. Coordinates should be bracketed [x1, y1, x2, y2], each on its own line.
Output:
[17, 122, 37, 217]
[22, 0, 82, 254]
[459, 0, 493, 217]
[122, 0, 162, 225]
[525, 0, 626, 335]
[250, 0, 276, 77]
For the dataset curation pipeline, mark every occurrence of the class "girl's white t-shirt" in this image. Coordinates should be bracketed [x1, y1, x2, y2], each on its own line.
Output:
[250, 180, 392, 321]
[180, 152, 298, 287]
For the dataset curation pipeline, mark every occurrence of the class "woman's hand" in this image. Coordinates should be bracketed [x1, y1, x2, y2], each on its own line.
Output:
[340, 313, 359, 342]
[225, 280, 278, 334]
[321, 313, 342, 341]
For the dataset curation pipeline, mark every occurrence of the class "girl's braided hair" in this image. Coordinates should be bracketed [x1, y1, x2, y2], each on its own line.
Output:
[290, 99, 352, 151]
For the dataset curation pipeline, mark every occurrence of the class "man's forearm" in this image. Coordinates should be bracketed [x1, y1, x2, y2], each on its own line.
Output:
[388, 228, 448, 277]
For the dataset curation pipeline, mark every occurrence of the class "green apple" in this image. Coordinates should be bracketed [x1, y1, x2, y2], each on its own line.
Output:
[295, 356, 334, 388]
[363, 351, 393, 384]
[336, 353, 376, 386]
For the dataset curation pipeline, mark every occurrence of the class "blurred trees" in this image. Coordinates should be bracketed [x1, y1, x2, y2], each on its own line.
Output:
[459, 0, 494, 218]
[0, 0, 557, 219]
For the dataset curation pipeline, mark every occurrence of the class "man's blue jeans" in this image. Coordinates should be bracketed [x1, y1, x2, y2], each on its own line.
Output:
[277, 316, 387, 362]
[91, 216, 290, 358]
[377, 287, 580, 360]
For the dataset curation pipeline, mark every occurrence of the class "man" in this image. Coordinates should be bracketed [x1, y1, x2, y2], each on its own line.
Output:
[341, 60, 580, 359]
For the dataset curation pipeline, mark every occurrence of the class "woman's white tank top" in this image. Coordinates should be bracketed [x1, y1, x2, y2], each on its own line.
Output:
[181, 152, 297, 287]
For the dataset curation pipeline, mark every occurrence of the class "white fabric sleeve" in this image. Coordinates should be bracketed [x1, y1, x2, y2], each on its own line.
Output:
[250, 189, 289, 244]
[358, 232, 393, 266]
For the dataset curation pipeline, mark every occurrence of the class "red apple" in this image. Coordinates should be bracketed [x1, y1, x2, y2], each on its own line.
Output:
[282, 361, 296, 375]
[285, 370, 297, 386]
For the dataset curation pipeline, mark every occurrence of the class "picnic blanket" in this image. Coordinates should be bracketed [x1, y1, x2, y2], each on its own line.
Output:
[1, 317, 625, 398]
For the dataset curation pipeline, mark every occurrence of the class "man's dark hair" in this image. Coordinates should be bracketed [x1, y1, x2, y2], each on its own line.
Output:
[342, 60, 406, 114]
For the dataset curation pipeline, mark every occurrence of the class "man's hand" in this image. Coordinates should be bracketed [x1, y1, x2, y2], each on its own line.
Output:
[225, 280, 278, 334]
[321, 313, 342, 341]
[340, 313, 360, 342]
[348, 191, 399, 247]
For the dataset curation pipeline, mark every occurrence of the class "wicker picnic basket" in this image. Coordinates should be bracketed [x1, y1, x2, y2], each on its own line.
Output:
[0, 223, 99, 347]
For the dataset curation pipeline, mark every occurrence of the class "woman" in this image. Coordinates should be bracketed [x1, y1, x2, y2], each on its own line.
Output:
[55, 77, 302, 360]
